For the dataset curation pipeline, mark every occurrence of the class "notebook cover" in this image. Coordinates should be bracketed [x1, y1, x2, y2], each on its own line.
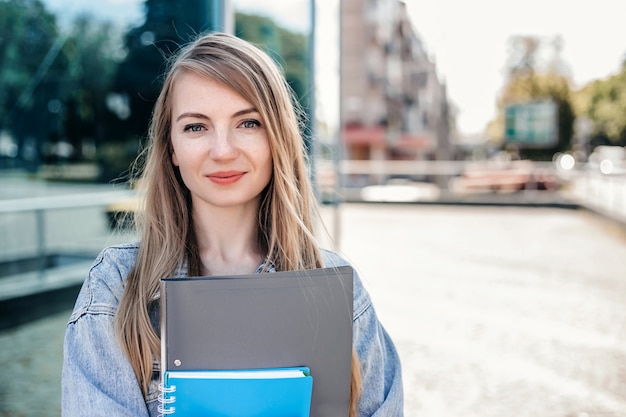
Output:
[160, 266, 354, 417]
[160, 367, 312, 417]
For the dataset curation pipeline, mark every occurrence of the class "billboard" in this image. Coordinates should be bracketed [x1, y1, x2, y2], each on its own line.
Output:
[504, 100, 559, 148]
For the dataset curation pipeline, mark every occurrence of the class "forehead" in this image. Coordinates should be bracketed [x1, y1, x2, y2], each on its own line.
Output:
[170, 71, 254, 111]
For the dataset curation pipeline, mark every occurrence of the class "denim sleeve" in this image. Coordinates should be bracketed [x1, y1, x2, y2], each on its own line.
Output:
[321, 250, 405, 416]
[62, 314, 150, 416]
[353, 274, 405, 417]
[62, 245, 150, 416]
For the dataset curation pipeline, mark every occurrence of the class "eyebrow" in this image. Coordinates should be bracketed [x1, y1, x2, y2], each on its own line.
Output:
[175, 108, 259, 122]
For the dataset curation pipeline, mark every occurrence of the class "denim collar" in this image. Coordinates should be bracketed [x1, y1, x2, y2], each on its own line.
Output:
[174, 256, 276, 277]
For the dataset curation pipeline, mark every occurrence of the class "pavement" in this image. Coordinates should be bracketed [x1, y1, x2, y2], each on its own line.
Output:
[319, 203, 626, 417]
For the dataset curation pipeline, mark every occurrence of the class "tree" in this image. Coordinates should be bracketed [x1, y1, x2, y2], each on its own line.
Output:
[489, 35, 575, 160]
[57, 15, 123, 162]
[574, 61, 626, 147]
[0, 0, 63, 169]
[234, 12, 310, 147]
[0, 0, 125, 173]
[235, 13, 309, 108]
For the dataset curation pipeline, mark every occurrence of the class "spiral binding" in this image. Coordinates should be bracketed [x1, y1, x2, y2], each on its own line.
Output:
[157, 382, 177, 416]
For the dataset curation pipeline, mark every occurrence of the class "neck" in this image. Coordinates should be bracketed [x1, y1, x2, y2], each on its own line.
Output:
[192, 203, 264, 276]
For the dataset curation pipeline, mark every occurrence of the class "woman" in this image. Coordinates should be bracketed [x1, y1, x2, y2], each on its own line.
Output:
[62, 32, 403, 416]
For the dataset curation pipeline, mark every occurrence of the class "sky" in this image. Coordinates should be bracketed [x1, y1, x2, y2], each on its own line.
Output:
[404, 0, 626, 137]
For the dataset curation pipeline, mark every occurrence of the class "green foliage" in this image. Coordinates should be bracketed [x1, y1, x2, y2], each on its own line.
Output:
[61, 17, 122, 151]
[234, 12, 311, 152]
[234, 12, 309, 108]
[0, 0, 60, 127]
[491, 35, 575, 160]
[498, 72, 575, 160]
[577, 64, 626, 146]
[0, 0, 124, 176]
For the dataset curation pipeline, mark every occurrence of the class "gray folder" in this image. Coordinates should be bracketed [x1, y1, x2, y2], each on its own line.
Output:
[160, 266, 354, 417]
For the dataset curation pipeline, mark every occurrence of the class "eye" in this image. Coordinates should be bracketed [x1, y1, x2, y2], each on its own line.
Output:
[183, 124, 205, 133]
[240, 119, 261, 129]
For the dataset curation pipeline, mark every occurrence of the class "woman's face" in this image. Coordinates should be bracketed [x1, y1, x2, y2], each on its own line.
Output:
[170, 71, 273, 212]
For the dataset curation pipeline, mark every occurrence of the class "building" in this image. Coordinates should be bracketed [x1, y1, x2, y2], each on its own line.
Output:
[340, 0, 453, 184]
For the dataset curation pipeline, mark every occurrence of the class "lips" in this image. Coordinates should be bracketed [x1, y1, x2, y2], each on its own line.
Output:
[206, 171, 245, 185]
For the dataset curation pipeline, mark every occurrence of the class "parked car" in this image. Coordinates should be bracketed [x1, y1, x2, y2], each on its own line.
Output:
[587, 146, 626, 175]
[449, 160, 559, 194]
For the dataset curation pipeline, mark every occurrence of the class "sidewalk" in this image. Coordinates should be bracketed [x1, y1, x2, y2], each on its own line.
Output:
[319, 203, 626, 417]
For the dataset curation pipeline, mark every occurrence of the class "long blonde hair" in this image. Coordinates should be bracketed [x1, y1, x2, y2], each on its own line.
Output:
[114, 33, 362, 413]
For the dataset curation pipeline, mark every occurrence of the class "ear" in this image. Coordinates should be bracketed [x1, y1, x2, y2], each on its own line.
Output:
[172, 150, 179, 166]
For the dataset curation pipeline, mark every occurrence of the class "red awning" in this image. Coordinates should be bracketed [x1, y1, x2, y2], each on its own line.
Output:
[342, 126, 433, 150]
[342, 126, 386, 145]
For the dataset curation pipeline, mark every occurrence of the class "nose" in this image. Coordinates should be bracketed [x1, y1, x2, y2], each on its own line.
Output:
[210, 128, 238, 160]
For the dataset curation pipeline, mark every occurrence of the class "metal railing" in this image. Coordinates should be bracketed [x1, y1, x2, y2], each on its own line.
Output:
[568, 170, 626, 224]
[316, 158, 626, 221]
[317, 159, 563, 202]
[0, 189, 137, 288]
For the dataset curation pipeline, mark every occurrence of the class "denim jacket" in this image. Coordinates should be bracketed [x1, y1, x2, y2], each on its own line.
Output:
[62, 242, 404, 416]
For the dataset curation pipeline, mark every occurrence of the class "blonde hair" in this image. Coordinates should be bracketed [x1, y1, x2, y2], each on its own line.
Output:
[114, 33, 362, 413]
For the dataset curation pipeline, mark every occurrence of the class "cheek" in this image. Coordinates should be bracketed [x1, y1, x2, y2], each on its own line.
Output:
[170, 138, 197, 168]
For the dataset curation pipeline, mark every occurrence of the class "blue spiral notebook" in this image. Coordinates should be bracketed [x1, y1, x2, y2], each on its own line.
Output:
[159, 367, 313, 416]
[159, 266, 354, 417]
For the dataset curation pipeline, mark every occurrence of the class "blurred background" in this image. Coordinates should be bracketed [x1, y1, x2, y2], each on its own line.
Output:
[1, 0, 625, 416]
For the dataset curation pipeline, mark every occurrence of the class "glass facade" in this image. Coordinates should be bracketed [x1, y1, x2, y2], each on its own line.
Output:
[0, 0, 315, 181]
